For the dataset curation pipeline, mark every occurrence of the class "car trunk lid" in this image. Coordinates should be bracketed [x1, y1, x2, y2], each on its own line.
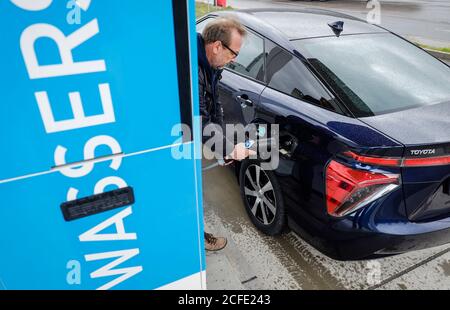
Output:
[359, 101, 450, 221]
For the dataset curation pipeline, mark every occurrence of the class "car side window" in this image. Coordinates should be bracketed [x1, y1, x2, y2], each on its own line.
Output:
[196, 17, 214, 33]
[265, 40, 341, 113]
[226, 30, 265, 82]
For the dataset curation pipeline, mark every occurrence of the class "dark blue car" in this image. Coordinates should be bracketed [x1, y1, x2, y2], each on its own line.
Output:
[196, 9, 450, 260]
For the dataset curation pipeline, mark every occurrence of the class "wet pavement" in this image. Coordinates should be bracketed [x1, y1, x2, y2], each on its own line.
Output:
[203, 162, 450, 290]
[224, 0, 450, 47]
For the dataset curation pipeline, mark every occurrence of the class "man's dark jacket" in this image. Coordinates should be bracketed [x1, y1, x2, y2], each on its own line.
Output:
[197, 33, 233, 157]
[197, 34, 223, 137]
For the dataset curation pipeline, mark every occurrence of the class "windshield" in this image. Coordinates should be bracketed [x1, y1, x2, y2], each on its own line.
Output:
[294, 33, 450, 117]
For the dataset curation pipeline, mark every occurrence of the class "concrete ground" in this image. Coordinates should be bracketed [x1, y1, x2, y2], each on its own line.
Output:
[202, 161, 450, 290]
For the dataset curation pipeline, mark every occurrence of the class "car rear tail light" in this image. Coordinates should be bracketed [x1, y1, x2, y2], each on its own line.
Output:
[343, 151, 450, 167]
[402, 155, 450, 167]
[325, 160, 400, 217]
[342, 151, 401, 167]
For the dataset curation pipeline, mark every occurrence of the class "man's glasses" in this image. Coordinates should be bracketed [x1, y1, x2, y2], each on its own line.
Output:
[220, 41, 239, 58]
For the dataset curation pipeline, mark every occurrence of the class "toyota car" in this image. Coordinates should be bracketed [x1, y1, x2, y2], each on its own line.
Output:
[196, 9, 450, 260]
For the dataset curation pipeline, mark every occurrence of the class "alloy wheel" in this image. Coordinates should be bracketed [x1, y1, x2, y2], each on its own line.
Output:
[243, 164, 277, 225]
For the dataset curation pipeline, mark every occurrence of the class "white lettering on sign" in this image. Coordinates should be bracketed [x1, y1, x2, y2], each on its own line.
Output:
[79, 207, 136, 242]
[36, 83, 115, 133]
[84, 249, 143, 291]
[93, 176, 127, 194]
[20, 19, 106, 79]
[16, 2, 143, 290]
[11, 0, 53, 11]
[55, 135, 122, 178]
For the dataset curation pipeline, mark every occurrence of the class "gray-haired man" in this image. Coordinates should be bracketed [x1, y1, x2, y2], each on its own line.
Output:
[197, 18, 255, 251]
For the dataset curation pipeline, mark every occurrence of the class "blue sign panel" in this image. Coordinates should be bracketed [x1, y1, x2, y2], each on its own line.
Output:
[0, 148, 204, 290]
[0, 0, 192, 181]
[0, 0, 205, 289]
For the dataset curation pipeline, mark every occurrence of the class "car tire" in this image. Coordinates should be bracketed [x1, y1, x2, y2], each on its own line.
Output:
[239, 160, 286, 235]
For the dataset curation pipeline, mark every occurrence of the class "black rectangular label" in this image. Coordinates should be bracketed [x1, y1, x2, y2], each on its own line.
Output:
[61, 187, 135, 221]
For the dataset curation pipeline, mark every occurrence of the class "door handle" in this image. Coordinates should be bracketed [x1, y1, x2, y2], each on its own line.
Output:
[236, 95, 253, 108]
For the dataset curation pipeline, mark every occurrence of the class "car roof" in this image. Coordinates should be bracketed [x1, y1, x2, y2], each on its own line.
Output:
[208, 8, 387, 41]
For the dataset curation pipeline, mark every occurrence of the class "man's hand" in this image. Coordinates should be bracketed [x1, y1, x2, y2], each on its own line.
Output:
[228, 142, 257, 161]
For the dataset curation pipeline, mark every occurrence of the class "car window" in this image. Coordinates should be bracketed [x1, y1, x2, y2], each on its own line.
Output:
[265, 41, 340, 112]
[196, 17, 214, 33]
[226, 30, 265, 82]
[294, 33, 450, 117]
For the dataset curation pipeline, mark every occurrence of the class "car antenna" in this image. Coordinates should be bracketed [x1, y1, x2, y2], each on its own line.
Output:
[328, 21, 344, 37]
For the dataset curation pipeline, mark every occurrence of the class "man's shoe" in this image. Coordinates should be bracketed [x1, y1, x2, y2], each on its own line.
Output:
[205, 232, 227, 251]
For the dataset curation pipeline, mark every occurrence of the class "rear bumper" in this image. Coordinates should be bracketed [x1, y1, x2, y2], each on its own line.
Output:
[288, 215, 450, 261]
[333, 226, 450, 260]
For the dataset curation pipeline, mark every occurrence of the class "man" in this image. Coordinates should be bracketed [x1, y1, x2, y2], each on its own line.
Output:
[197, 18, 255, 251]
